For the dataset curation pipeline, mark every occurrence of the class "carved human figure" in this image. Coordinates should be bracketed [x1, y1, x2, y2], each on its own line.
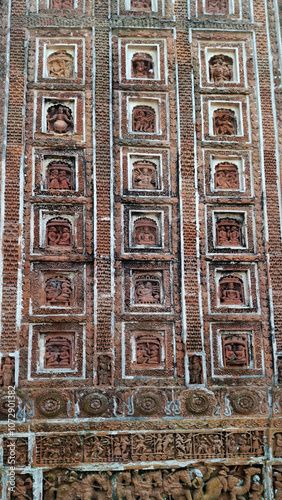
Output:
[132, 470, 163, 500]
[46, 220, 72, 247]
[189, 356, 202, 384]
[47, 51, 74, 78]
[130, 0, 151, 9]
[238, 434, 251, 454]
[222, 336, 248, 367]
[131, 53, 154, 79]
[163, 470, 192, 500]
[214, 162, 239, 190]
[219, 277, 244, 305]
[274, 470, 282, 500]
[134, 276, 160, 304]
[213, 108, 237, 136]
[133, 218, 158, 246]
[97, 355, 112, 385]
[47, 104, 74, 134]
[275, 433, 282, 456]
[45, 277, 73, 306]
[216, 219, 242, 247]
[132, 161, 157, 190]
[44, 337, 73, 369]
[227, 468, 260, 500]
[136, 337, 161, 367]
[132, 106, 156, 133]
[206, 0, 228, 13]
[209, 54, 233, 84]
[0, 357, 15, 387]
[47, 162, 74, 190]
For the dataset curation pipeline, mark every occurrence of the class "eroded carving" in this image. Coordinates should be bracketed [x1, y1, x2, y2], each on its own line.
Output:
[226, 431, 264, 457]
[3, 438, 28, 466]
[11, 476, 33, 500]
[47, 104, 74, 134]
[135, 335, 162, 367]
[49, 0, 74, 8]
[47, 162, 74, 190]
[0, 356, 15, 387]
[84, 435, 130, 463]
[189, 356, 203, 384]
[37, 436, 83, 465]
[97, 355, 112, 386]
[134, 274, 161, 304]
[222, 335, 249, 368]
[46, 219, 72, 247]
[132, 105, 155, 133]
[44, 276, 73, 306]
[214, 162, 239, 190]
[209, 54, 233, 84]
[130, 0, 151, 9]
[81, 393, 108, 416]
[185, 391, 211, 414]
[230, 390, 258, 415]
[135, 392, 161, 415]
[213, 108, 237, 136]
[219, 275, 244, 305]
[131, 53, 154, 79]
[132, 160, 158, 190]
[216, 218, 243, 247]
[47, 51, 74, 78]
[133, 217, 158, 246]
[273, 467, 282, 499]
[206, 0, 228, 13]
[44, 335, 74, 369]
[278, 356, 282, 383]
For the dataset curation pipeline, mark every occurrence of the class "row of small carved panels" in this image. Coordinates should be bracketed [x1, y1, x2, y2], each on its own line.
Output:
[0, 388, 270, 421]
[4, 464, 265, 500]
[33, 430, 265, 465]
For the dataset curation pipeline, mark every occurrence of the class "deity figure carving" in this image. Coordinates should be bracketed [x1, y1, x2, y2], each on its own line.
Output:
[47, 162, 74, 190]
[132, 105, 156, 133]
[46, 219, 72, 247]
[49, 0, 74, 8]
[209, 54, 233, 84]
[222, 335, 249, 368]
[206, 0, 228, 13]
[216, 218, 243, 247]
[44, 276, 73, 306]
[47, 50, 74, 79]
[132, 160, 158, 190]
[131, 53, 154, 79]
[134, 274, 161, 304]
[213, 108, 237, 136]
[135, 335, 162, 367]
[214, 162, 239, 190]
[0, 356, 15, 387]
[189, 355, 203, 384]
[97, 355, 112, 386]
[133, 218, 158, 246]
[12, 476, 33, 500]
[219, 275, 244, 305]
[44, 335, 73, 369]
[130, 0, 151, 9]
[47, 104, 74, 134]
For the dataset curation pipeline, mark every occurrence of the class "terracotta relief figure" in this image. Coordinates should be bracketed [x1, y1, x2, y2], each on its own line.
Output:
[132, 160, 158, 190]
[133, 218, 158, 246]
[219, 276, 244, 305]
[134, 274, 161, 304]
[47, 162, 74, 190]
[189, 356, 203, 384]
[12, 476, 33, 500]
[44, 336, 73, 369]
[97, 355, 112, 385]
[216, 218, 243, 247]
[132, 105, 156, 133]
[209, 54, 233, 84]
[49, 0, 74, 8]
[47, 104, 74, 134]
[278, 356, 282, 383]
[131, 53, 154, 79]
[44, 276, 73, 306]
[222, 335, 249, 368]
[46, 219, 72, 247]
[130, 0, 151, 9]
[135, 336, 161, 367]
[0, 356, 15, 387]
[47, 50, 74, 78]
[213, 108, 237, 136]
[214, 162, 239, 190]
[206, 0, 228, 13]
